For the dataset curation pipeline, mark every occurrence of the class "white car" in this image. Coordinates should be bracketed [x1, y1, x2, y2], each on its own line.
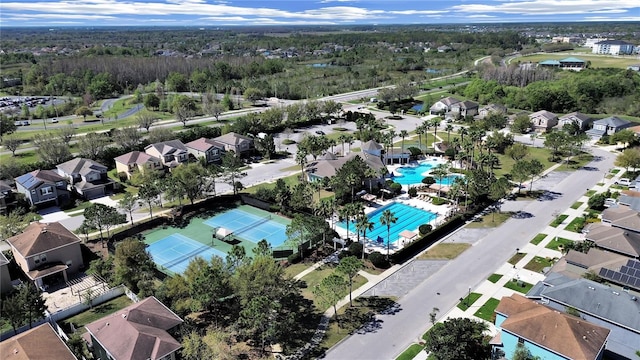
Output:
[51, 118, 58, 123]
[615, 178, 632, 187]
[604, 198, 617, 207]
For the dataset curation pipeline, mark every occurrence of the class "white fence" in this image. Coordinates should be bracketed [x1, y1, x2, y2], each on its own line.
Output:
[0, 285, 130, 341]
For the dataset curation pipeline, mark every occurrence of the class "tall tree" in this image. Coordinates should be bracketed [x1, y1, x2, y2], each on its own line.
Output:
[488, 177, 511, 221]
[221, 151, 246, 195]
[77, 132, 109, 160]
[380, 209, 398, 260]
[114, 238, 156, 294]
[32, 133, 71, 166]
[336, 256, 363, 307]
[118, 192, 137, 226]
[19, 283, 46, 329]
[2, 135, 21, 156]
[137, 181, 161, 218]
[424, 318, 491, 360]
[84, 203, 126, 247]
[2, 291, 25, 333]
[136, 111, 156, 132]
[112, 126, 142, 151]
[505, 143, 529, 162]
[355, 214, 374, 260]
[400, 130, 409, 164]
[56, 125, 76, 145]
[313, 274, 347, 321]
[172, 162, 208, 205]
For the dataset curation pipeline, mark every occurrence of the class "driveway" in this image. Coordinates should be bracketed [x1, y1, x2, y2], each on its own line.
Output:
[324, 147, 616, 360]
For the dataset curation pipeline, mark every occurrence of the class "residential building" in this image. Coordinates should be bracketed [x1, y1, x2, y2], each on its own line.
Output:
[0, 323, 77, 360]
[211, 132, 254, 156]
[586, 116, 632, 138]
[584, 223, 640, 258]
[144, 140, 189, 168]
[0, 251, 11, 294]
[84, 296, 183, 360]
[15, 170, 70, 207]
[0, 180, 17, 215]
[429, 96, 460, 115]
[56, 158, 115, 199]
[549, 248, 629, 280]
[592, 40, 635, 55]
[558, 112, 593, 130]
[114, 151, 163, 180]
[6, 221, 83, 289]
[185, 137, 224, 164]
[598, 258, 640, 292]
[449, 100, 479, 117]
[492, 293, 609, 360]
[585, 38, 610, 48]
[529, 110, 558, 132]
[306, 151, 385, 183]
[478, 104, 507, 119]
[528, 276, 640, 359]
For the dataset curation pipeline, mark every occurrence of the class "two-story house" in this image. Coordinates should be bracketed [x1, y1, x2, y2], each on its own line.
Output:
[527, 276, 640, 359]
[558, 112, 593, 130]
[529, 110, 558, 132]
[15, 170, 70, 208]
[144, 140, 190, 169]
[6, 222, 83, 289]
[114, 151, 163, 180]
[56, 158, 115, 199]
[492, 293, 610, 360]
[0, 323, 77, 360]
[429, 96, 460, 115]
[449, 100, 479, 118]
[586, 116, 632, 139]
[478, 104, 507, 119]
[84, 296, 183, 360]
[211, 132, 254, 156]
[185, 137, 224, 164]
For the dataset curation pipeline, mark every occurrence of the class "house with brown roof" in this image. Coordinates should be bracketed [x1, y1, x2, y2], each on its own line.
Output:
[492, 294, 609, 360]
[211, 132, 254, 156]
[184, 137, 224, 164]
[0, 251, 12, 294]
[549, 248, 629, 280]
[15, 170, 70, 208]
[306, 151, 386, 183]
[601, 204, 640, 234]
[529, 110, 558, 132]
[84, 296, 183, 360]
[584, 223, 640, 258]
[114, 151, 163, 180]
[528, 276, 640, 359]
[0, 323, 77, 360]
[56, 158, 115, 199]
[144, 140, 189, 169]
[6, 222, 83, 289]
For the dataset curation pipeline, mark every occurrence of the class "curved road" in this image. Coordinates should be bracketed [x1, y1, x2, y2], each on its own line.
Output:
[324, 148, 616, 360]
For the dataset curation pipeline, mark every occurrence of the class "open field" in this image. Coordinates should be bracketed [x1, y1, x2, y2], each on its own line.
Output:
[515, 53, 639, 69]
[418, 243, 471, 260]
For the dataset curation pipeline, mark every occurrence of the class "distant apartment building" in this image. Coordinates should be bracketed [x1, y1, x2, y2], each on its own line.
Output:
[592, 40, 635, 55]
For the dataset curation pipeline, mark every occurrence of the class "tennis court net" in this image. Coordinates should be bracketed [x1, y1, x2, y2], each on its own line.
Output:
[233, 214, 272, 236]
[161, 243, 213, 270]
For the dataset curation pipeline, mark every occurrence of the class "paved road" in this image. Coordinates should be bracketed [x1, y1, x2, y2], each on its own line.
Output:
[324, 148, 615, 360]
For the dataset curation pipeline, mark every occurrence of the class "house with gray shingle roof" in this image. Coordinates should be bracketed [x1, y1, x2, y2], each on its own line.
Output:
[529, 110, 558, 132]
[492, 293, 609, 360]
[144, 140, 189, 168]
[478, 104, 507, 119]
[56, 158, 115, 199]
[211, 132, 254, 156]
[586, 116, 632, 138]
[15, 170, 70, 207]
[584, 223, 640, 258]
[528, 276, 640, 359]
[558, 112, 593, 130]
[184, 137, 224, 164]
[429, 96, 460, 115]
[449, 100, 479, 117]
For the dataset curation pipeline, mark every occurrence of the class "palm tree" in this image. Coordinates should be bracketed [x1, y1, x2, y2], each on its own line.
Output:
[459, 127, 468, 145]
[346, 173, 360, 202]
[339, 203, 363, 244]
[296, 149, 308, 181]
[400, 130, 408, 164]
[355, 214, 375, 260]
[380, 209, 398, 260]
[429, 118, 440, 140]
[345, 134, 355, 153]
[415, 126, 425, 154]
[338, 134, 348, 155]
[445, 124, 454, 143]
[431, 163, 450, 198]
[365, 166, 379, 193]
[388, 131, 397, 165]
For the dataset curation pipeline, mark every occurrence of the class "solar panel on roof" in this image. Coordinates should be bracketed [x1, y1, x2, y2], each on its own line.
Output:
[599, 268, 609, 277]
[621, 266, 631, 274]
[621, 274, 630, 284]
[612, 272, 622, 282]
[632, 260, 640, 270]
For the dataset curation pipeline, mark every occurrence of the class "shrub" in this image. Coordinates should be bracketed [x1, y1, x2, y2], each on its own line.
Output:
[407, 147, 423, 156]
[419, 224, 433, 235]
[368, 251, 389, 268]
[444, 148, 456, 158]
[432, 197, 447, 206]
[422, 176, 436, 185]
[390, 182, 402, 194]
[408, 187, 418, 197]
[588, 193, 606, 210]
[287, 252, 301, 264]
[348, 242, 363, 258]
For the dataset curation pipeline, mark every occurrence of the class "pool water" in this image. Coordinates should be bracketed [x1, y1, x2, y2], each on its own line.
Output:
[394, 161, 463, 185]
[337, 202, 436, 244]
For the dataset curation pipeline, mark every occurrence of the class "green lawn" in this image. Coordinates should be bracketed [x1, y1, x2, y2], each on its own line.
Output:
[530, 233, 547, 245]
[457, 292, 482, 311]
[508, 252, 526, 265]
[488, 273, 503, 283]
[473, 298, 500, 322]
[300, 265, 367, 309]
[516, 53, 640, 69]
[586, 190, 597, 197]
[570, 202, 583, 210]
[524, 256, 555, 273]
[564, 217, 586, 233]
[418, 243, 471, 260]
[550, 214, 568, 227]
[284, 262, 311, 278]
[545, 237, 574, 251]
[396, 344, 425, 360]
[504, 279, 534, 294]
[59, 295, 133, 335]
[466, 212, 512, 228]
[494, 146, 555, 177]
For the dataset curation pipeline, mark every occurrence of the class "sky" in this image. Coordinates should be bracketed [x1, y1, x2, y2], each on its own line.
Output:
[0, 0, 639, 27]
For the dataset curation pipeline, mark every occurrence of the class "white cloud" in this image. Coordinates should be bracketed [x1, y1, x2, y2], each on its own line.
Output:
[467, 14, 497, 18]
[451, 0, 638, 15]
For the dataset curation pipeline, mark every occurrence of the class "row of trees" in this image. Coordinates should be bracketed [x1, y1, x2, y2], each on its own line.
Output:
[0, 282, 47, 334]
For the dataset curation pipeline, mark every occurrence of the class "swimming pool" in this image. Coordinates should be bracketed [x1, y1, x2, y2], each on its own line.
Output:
[337, 202, 437, 244]
[394, 161, 463, 185]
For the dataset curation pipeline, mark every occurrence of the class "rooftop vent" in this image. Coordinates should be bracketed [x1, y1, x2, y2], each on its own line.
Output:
[122, 314, 127, 319]
[632, 296, 637, 301]
[613, 291, 620, 296]
[588, 286, 595, 290]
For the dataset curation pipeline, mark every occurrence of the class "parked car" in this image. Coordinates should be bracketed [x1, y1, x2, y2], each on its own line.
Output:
[51, 118, 58, 123]
[615, 178, 632, 186]
[604, 198, 618, 207]
[315, 130, 325, 135]
[21, 120, 29, 126]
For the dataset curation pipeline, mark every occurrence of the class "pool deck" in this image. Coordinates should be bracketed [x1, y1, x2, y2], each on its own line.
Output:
[332, 195, 454, 255]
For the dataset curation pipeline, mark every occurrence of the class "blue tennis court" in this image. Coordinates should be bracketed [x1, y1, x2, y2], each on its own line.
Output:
[204, 208, 288, 247]
[147, 233, 227, 274]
